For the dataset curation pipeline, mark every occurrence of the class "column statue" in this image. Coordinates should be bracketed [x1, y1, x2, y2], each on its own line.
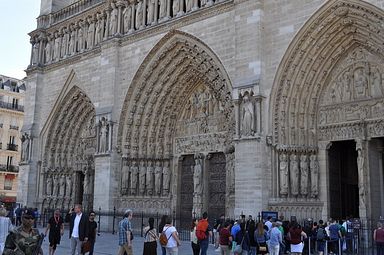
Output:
[154, 160, 162, 195]
[99, 118, 108, 153]
[59, 174, 66, 196]
[159, 0, 167, 19]
[241, 94, 255, 137]
[110, 3, 118, 35]
[45, 40, 51, 63]
[172, 0, 179, 17]
[32, 41, 39, 65]
[68, 27, 76, 55]
[146, 161, 155, 195]
[94, 17, 102, 45]
[309, 154, 319, 198]
[279, 152, 288, 196]
[21, 133, 30, 162]
[357, 145, 367, 208]
[61, 28, 69, 57]
[130, 160, 139, 195]
[87, 18, 95, 49]
[139, 160, 146, 195]
[290, 154, 299, 196]
[162, 160, 170, 195]
[53, 175, 60, 197]
[46, 175, 53, 196]
[147, 0, 155, 25]
[66, 174, 72, 198]
[185, 0, 193, 12]
[53, 32, 61, 61]
[121, 162, 130, 195]
[77, 24, 84, 52]
[135, 1, 143, 29]
[300, 154, 309, 196]
[123, 5, 132, 33]
[193, 155, 203, 196]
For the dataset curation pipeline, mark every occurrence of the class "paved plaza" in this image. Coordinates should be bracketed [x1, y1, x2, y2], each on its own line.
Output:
[39, 228, 218, 255]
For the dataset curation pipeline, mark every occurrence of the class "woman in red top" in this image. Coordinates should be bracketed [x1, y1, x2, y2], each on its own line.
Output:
[288, 222, 307, 255]
[219, 221, 232, 255]
[374, 222, 384, 255]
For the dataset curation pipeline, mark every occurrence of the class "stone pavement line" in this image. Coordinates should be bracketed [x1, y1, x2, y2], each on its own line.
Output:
[40, 229, 218, 255]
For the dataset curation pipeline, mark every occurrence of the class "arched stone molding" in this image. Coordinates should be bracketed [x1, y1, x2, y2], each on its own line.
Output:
[118, 30, 234, 213]
[39, 72, 96, 211]
[269, 0, 384, 215]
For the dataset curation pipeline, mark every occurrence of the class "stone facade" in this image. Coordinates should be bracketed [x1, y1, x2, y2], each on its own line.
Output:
[22, 0, 384, 229]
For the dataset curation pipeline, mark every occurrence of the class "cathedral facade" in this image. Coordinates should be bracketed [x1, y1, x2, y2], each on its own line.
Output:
[21, 0, 384, 230]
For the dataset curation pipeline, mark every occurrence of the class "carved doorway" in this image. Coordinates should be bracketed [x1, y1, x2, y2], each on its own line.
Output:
[208, 153, 226, 221]
[179, 155, 194, 228]
[328, 140, 359, 219]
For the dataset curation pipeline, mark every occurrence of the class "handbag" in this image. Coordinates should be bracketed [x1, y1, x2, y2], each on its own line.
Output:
[233, 231, 246, 254]
[81, 241, 91, 253]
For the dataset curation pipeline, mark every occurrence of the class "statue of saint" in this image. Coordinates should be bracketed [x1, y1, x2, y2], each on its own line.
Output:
[59, 175, 66, 196]
[77, 25, 84, 52]
[290, 154, 299, 196]
[21, 133, 30, 162]
[45, 41, 51, 63]
[146, 161, 154, 195]
[159, 0, 167, 19]
[53, 33, 61, 61]
[172, 0, 179, 17]
[123, 5, 131, 33]
[357, 147, 366, 208]
[46, 175, 53, 196]
[162, 160, 170, 195]
[87, 18, 95, 49]
[135, 1, 143, 29]
[53, 175, 60, 197]
[68, 28, 76, 55]
[279, 153, 288, 196]
[139, 160, 146, 195]
[110, 3, 118, 35]
[121, 163, 130, 194]
[185, 0, 193, 12]
[130, 160, 139, 195]
[241, 94, 254, 136]
[99, 118, 108, 153]
[32, 42, 39, 65]
[193, 155, 203, 196]
[147, 0, 155, 25]
[300, 154, 309, 196]
[66, 175, 72, 198]
[309, 154, 319, 198]
[154, 160, 162, 195]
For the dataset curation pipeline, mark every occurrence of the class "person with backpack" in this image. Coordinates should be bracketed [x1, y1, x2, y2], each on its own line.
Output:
[234, 222, 250, 255]
[316, 220, 327, 255]
[160, 216, 181, 255]
[197, 212, 213, 255]
[143, 217, 158, 255]
[158, 215, 167, 255]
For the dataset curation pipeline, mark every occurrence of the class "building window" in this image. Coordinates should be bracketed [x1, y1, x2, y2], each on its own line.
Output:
[4, 175, 13, 190]
[12, 98, 18, 109]
[6, 156, 13, 168]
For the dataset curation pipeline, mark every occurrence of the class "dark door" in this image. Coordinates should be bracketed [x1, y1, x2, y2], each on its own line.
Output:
[208, 153, 226, 221]
[179, 155, 194, 229]
[328, 140, 359, 219]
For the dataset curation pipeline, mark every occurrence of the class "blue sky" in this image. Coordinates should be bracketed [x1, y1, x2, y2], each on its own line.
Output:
[0, 1, 40, 80]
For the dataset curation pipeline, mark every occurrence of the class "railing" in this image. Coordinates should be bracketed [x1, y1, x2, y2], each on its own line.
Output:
[0, 101, 24, 112]
[9, 125, 19, 130]
[7, 143, 18, 152]
[52, 0, 105, 25]
[0, 164, 19, 172]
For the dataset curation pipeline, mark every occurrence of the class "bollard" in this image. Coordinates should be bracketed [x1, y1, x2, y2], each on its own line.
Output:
[308, 237, 311, 254]
[98, 206, 101, 235]
[325, 240, 328, 255]
[112, 206, 116, 235]
[338, 238, 341, 255]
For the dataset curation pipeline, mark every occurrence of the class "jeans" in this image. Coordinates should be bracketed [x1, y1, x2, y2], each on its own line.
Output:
[161, 246, 166, 255]
[377, 242, 384, 255]
[269, 244, 280, 255]
[70, 237, 82, 255]
[248, 246, 257, 255]
[200, 239, 209, 255]
[166, 246, 178, 255]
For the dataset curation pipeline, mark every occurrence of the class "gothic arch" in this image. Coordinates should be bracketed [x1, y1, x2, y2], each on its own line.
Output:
[118, 30, 234, 159]
[270, 0, 384, 149]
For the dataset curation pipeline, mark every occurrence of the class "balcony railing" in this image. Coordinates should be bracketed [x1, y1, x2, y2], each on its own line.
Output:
[0, 164, 19, 173]
[9, 125, 19, 130]
[7, 144, 18, 152]
[0, 101, 24, 112]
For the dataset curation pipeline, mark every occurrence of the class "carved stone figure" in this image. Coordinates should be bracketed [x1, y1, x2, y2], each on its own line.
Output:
[371, 71, 383, 97]
[94, 18, 102, 45]
[32, 42, 39, 65]
[147, 0, 155, 25]
[53, 175, 60, 197]
[193, 155, 203, 196]
[300, 154, 309, 196]
[185, 0, 193, 12]
[135, 1, 143, 29]
[123, 5, 132, 33]
[241, 94, 255, 136]
[289, 154, 299, 196]
[139, 160, 146, 195]
[226, 150, 235, 194]
[121, 163, 130, 194]
[59, 174, 66, 196]
[99, 118, 108, 153]
[162, 160, 170, 195]
[83, 167, 90, 194]
[357, 146, 366, 208]
[146, 161, 154, 195]
[154, 160, 162, 195]
[354, 68, 368, 98]
[45, 41, 51, 63]
[46, 175, 53, 196]
[130, 160, 139, 195]
[172, 0, 179, 17]
[66, 175, 72, 197]
[87, 18, 95, 49]
[110, 3, 118, 35]
[159, 0, 167, 19]
[279, 153, 288, 196]
[21, 133, 30, 162]
[77, 25, 84, 52]
[68, 28, 76, 55]
[309, 154, 319, 198]
[53, 33, 61, 61]
[61, 29, 69, 57]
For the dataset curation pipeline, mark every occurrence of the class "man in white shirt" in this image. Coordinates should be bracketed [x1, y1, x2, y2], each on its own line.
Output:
[66, 204, 88, 255]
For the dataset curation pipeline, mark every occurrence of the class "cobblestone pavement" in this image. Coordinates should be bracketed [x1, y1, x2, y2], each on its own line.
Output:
[39, 228, 218, 255]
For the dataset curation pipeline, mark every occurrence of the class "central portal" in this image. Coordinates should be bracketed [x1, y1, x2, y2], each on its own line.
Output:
[328, 140, 359, 219]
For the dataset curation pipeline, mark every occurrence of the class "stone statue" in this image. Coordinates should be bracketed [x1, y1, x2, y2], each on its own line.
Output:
[59, 174, 66, 196]
[146, 161, 154, 195]
[193, 155, 203, 196]
[46, 175, 53, 196]
[357, 147, 366, 208]
[139, 160, 146, 195]
[94, 18, 102, 45]
[354, 68, 368, 98]
[68, 28, 76, 55]
[83, 167, 90, 194]
[201, 0, 207, 7]
[154, 160, 162, 195]
[66, 175, 72, 198]
[77, 25, 84, 52]
[123, 5, 132, 33]
[225, 151, 235, 193]
[289, 154, 299, 196]
[32, 42, 39, 65]
[185, 0, 193, 12]
[371, 71, 383, 97]
[53, 175, 60, 197]
[279, 153, 288, 196]
[121, 163, 130, 194]
[99, 118, 108, 153]
[147, 0, 155, 25]
[309, 154, 319, 198]
[241, 94, 254, 136]
[110, 3, 118, 35]
[162, 160, 170, 195]
[45, 41, 51, 63]
[159, 0, 167, 19]
[87, 18, 95, 49]
[135, 1, 143, 30]
[172, 0, 179, 17]
[53, 33, 61, 61]
[61, 29, 69, 57]
[21, 133, 30, 162]
[300, 154, 309, 196]
[130, 160, 139, 195]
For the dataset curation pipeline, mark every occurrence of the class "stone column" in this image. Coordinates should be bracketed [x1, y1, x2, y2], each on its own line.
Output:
[108, 121, 113, 152]
[356, 138, 369, 219]
[178, 0, 184, 16]
[104, 9, 110, 39]
[318, 141, 331, 220]
[154, 0, 159, 24]
[117, 1, 123, 34]
[234, 99, 240, 139]
[142, 0, 147, 28]
[130, 1, 136, 32]
[193, 153, 204, 216]
[166, 0, 171, 19]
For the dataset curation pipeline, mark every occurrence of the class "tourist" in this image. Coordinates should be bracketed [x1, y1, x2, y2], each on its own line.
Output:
[234, 222, 250, 255]
[14, 206, 22, 226]
[84, 211, 97, 255]
[328, 219, 341, 254]
[248, 220, 257, 255]
[288, 221, 307, 255]
[214, 214, 225, 251]
[143, 217, 158, 255]
[190, 218, 200, 255]
[268, 222, 282, 255]
[117, 209, 133, 255]
[0, 208, 13, 253]
[265, 216, 273, 232]
[66, 204, 89, 255]
[316, 220, 327, 255]
[374, 222, 384, 255]
[163, 216, 181, 255]
[159, 215, 167, 255]
[3, 208, 43, 254]
[45, 209, 64, 255]
[254, 222, 269, 255]
[219, 221, 232, 255]
[197, 212, 213, 255]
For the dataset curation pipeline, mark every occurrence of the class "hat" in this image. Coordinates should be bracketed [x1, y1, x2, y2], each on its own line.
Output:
[23, 208, 35, 219]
